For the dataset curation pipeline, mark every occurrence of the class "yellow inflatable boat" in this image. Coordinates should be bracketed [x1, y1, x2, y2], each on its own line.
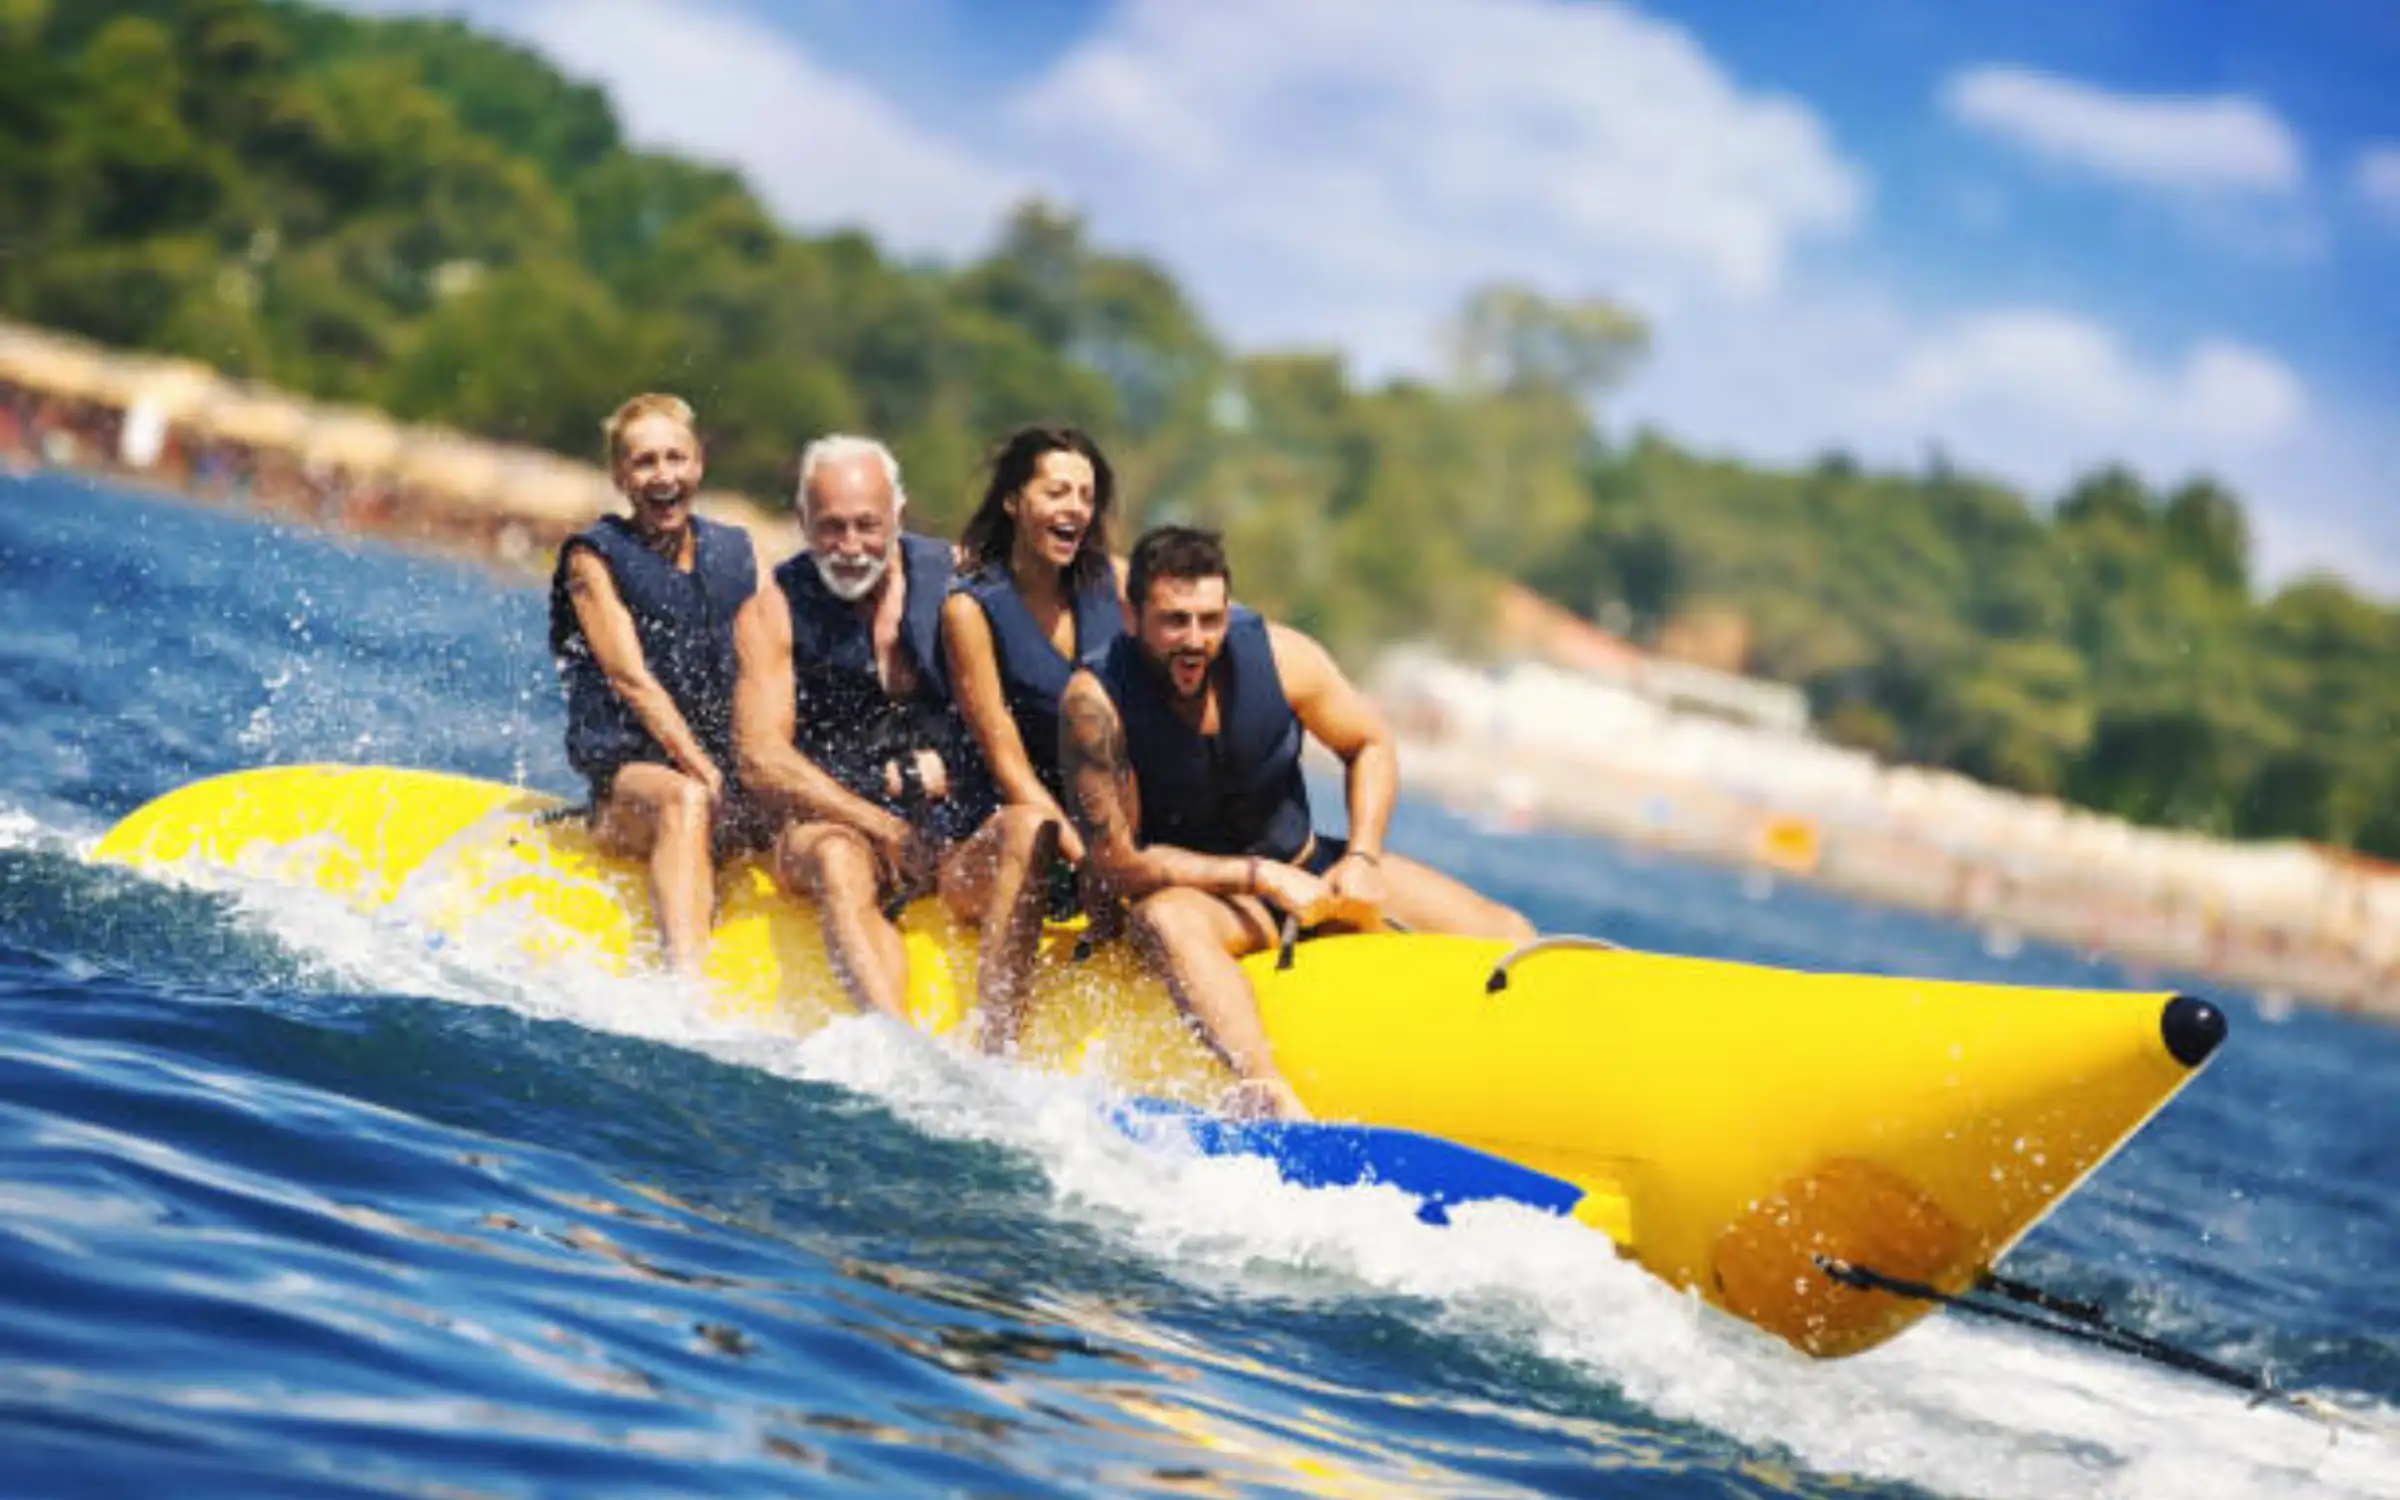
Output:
[95, 764, 2226, 1359]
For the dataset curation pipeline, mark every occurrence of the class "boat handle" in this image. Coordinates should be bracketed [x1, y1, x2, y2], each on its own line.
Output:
[1280, 923, 1631, 986]
[1274, 911, 1416, 971]
[1485, 934, 1628, 993]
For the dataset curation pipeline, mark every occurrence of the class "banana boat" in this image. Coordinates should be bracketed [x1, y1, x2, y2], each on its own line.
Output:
[94, 764, 2226, 1358]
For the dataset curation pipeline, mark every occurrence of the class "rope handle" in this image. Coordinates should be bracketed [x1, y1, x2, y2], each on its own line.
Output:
[1485, 933, 1628, 993]
[1271, 912, 1414, 971]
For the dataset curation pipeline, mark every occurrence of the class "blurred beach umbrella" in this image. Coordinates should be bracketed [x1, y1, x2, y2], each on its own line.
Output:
[199, 387, 311, 451]
[0, 328, 113, 402]
[491, 455, 611, 527]
[398, 438, 507, 510]
[99, 357, 219, 421]
[303, 407, 405, 475]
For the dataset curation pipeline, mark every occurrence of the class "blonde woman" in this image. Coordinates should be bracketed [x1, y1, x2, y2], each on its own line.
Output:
[548, 394, 756, 975]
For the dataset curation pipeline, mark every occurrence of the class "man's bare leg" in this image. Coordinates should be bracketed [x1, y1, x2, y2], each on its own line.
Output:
[940, 806, 1062, 1055]
[1377, 853, 1536, 943]
[591, 761, 716, 976]
[1127, 886, 1307, 1120]
[774, 822, 910, 1020]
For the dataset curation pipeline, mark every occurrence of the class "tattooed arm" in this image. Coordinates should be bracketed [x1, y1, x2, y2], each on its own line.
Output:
[1058, 671, 1262, 905]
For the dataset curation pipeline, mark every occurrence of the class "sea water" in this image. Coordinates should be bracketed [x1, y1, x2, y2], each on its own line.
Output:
[1, 472, 2395, 1498]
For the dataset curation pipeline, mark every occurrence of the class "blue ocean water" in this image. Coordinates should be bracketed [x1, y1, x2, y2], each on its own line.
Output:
[1, 470, 2396, 1499]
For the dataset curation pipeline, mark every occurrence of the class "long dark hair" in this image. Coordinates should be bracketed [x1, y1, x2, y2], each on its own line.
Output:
[959, 425, 1115, 590]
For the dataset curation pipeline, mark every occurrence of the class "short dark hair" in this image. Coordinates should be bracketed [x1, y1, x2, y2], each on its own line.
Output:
[1126, 524, 1230, 608]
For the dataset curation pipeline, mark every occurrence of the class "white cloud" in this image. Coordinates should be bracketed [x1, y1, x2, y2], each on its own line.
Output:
[1857, 311, 2304, 449]
[1943, 67, 2302, 194]
[510, 0, 1020, 258]
[2357, 144, 2400, 226]
[1006, 0, 1864, 367]
[1616, 291, 2393, 587]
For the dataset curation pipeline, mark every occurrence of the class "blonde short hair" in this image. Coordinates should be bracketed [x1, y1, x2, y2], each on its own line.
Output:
[602, 393, 697, 465]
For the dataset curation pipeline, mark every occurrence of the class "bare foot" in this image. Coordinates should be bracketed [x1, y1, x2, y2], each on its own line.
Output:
[1220, 1077, 1310, 1122]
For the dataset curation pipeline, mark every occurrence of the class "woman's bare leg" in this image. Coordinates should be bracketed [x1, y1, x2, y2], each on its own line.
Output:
[590, 762, 716, 975]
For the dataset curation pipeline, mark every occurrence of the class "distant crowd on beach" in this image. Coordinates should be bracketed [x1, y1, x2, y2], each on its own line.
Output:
[0, 317, 786, 575]
[1, 369, 544, 568]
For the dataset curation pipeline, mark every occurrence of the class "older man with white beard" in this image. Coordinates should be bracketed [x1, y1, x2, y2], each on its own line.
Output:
[733, 436, 1057, 1030]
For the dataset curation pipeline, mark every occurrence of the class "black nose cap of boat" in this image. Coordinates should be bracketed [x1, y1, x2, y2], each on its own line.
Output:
[2161, 994, 2227, 1068]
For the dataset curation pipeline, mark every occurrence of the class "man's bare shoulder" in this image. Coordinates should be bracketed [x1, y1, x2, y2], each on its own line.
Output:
[1265, 620, 1342, 695]
[738, 567, 794, 650]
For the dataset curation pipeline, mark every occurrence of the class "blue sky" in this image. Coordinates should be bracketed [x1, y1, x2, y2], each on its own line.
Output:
[340, 0, 2400, 589]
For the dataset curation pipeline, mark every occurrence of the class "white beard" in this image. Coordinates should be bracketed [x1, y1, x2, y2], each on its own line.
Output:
[814, 546, 892, 602]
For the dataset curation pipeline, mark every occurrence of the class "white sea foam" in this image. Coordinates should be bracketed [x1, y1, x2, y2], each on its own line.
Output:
[97, 845, 2400, 1500]
[0, 801, 47, 854]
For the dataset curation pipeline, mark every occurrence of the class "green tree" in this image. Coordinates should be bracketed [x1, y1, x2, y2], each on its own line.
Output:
[64, 17, 228, 241]
[385, 257, 657, 452]
[2161, 477, 2251, 594]
[18, 235, 219, 349]
[1444, 281, 1648, 400]
[956, 203, 1219, 437]
[1925, 640, 2092, 794]
[2055, 464, 2152, 533]
[570, 150, 751, 282]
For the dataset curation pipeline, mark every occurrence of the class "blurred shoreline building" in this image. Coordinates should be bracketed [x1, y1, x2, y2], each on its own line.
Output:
[1377, 587, 2400, 1019]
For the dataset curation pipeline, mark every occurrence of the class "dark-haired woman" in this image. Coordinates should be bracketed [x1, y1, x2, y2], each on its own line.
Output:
[942, 426, 1129, 1046]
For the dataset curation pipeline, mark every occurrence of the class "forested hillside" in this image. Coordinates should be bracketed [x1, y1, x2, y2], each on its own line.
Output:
[5, 0, 2396, 851]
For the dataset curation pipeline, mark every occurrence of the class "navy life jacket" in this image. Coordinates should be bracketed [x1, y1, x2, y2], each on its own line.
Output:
[963, 563, 1124, 802]
[1097, 607, 1311, 861]
[549, 513, 756, 791]
[773, 534, 993, 831]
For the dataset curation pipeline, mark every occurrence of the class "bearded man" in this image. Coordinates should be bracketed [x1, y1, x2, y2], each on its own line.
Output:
[733, 436, 1055, 1029]
[1058, 525, 1534, 1118]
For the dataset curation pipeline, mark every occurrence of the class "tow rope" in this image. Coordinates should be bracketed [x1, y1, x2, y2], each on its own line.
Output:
[1818, 1256, 2390, 1440]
